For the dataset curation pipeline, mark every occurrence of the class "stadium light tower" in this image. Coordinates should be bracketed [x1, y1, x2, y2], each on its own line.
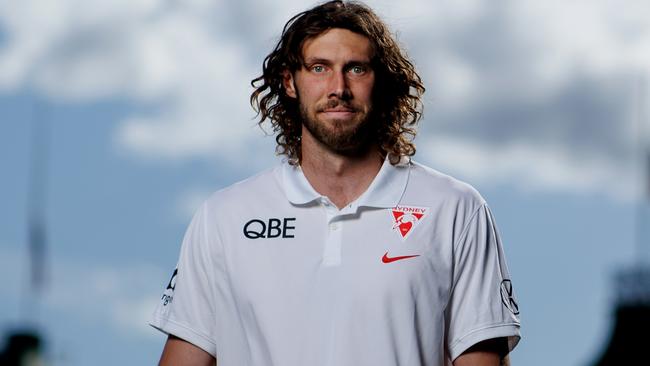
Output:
[1, 101, 49, 365]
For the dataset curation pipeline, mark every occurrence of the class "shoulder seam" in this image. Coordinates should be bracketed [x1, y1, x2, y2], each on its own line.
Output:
[451, 201, 487, 251]
[446, 201, 488, 307]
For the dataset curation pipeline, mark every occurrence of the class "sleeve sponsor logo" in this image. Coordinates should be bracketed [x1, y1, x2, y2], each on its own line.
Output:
[243, 218, 296, 239]
[390, 206, 428, 240]
[500, 279, 519, 315]
[161, 268, 177, 306]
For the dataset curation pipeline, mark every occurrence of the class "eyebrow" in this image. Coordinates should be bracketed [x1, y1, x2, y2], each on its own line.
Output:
[303, 58, 372, 67]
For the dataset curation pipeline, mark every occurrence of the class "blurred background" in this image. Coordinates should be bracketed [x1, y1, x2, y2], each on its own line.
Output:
[1, 0, 649, 365]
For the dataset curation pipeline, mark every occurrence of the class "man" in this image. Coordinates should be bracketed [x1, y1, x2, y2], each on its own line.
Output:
[150, 1, 521, 365]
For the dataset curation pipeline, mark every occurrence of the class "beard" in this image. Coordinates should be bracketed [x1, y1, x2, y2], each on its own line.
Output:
[299, 97, 376, 156]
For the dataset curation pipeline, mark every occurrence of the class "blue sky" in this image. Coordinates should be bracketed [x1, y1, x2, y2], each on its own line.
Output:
[1, 0, 649, 365]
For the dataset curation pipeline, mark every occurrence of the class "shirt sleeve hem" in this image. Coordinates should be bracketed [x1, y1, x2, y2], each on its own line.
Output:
[449, 322, 521, 361]
[149, 315, 217, 357]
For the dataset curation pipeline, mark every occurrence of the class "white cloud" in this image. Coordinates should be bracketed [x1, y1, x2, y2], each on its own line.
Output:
[0, 0, 163, 91]
[113, 296, 162, 337]
[9, 0, 264, 159]
[513, 0, 650, 77]
[420, 135, 638, 201]
[405, 0, 650, 200]
[421, 50, 478, 108]
[0, 0, 649, 200]
[175, 187, 212, 220]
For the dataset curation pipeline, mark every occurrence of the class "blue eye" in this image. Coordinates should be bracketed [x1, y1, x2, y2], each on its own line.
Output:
[351, 66, 364, 74]
[312, 65, 325, 73]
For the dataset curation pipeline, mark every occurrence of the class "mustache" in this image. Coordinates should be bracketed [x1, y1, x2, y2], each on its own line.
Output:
[316, 99, 357, 112]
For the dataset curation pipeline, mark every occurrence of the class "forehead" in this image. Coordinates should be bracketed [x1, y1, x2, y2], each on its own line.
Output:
[301, 28, 374, 62]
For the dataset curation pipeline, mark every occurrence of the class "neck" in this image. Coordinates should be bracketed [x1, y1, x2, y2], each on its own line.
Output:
[300, 130, 384, 209]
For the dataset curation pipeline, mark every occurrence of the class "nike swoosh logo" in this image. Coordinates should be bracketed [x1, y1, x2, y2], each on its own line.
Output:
[382, 252, 420, 263]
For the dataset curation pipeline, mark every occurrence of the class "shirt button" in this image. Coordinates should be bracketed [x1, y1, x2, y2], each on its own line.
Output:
[329, 223, 339, 231]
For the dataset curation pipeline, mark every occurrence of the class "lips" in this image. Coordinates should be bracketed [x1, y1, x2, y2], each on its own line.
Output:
[323, 109, 354, 114]
[319, 106, 356, 118]
[320, 110, 356, 120]
[319, 106, 355, 113]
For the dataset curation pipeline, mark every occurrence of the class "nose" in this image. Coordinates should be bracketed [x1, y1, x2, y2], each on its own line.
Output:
[328, 70, 351, 100]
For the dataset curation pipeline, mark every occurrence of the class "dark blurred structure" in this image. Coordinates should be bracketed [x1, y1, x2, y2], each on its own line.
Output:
[593, 78, 650, 365]
[0, 104, 50, 366]
[0, 330, 44, 366]
[592, 267, 650, 365]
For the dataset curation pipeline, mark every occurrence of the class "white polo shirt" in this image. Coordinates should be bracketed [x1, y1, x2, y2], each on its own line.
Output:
[150, 158, 521, 366]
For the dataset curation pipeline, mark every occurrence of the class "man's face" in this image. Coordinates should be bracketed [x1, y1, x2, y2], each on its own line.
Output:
[284, 28, 376, 155]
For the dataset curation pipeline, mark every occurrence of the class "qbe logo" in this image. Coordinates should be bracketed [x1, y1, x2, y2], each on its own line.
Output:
[243, 218, 296, 239]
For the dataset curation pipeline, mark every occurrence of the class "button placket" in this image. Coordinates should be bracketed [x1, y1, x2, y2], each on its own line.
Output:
[321, 198, 343, 266]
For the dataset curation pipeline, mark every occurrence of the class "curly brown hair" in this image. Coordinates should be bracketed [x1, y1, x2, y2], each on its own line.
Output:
[250, 0, 425, 165]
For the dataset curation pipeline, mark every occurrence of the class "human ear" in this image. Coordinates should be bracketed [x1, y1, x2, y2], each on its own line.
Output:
[283, 70, 297, 99]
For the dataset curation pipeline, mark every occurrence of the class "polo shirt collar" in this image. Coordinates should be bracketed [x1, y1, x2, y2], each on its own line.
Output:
[281, 155, 411, 209]
[281, 161, 321, 205]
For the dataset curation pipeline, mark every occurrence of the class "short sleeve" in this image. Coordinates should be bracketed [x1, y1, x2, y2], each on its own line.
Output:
[445, 203, 521, 361]
[149, 202, 220, 357]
